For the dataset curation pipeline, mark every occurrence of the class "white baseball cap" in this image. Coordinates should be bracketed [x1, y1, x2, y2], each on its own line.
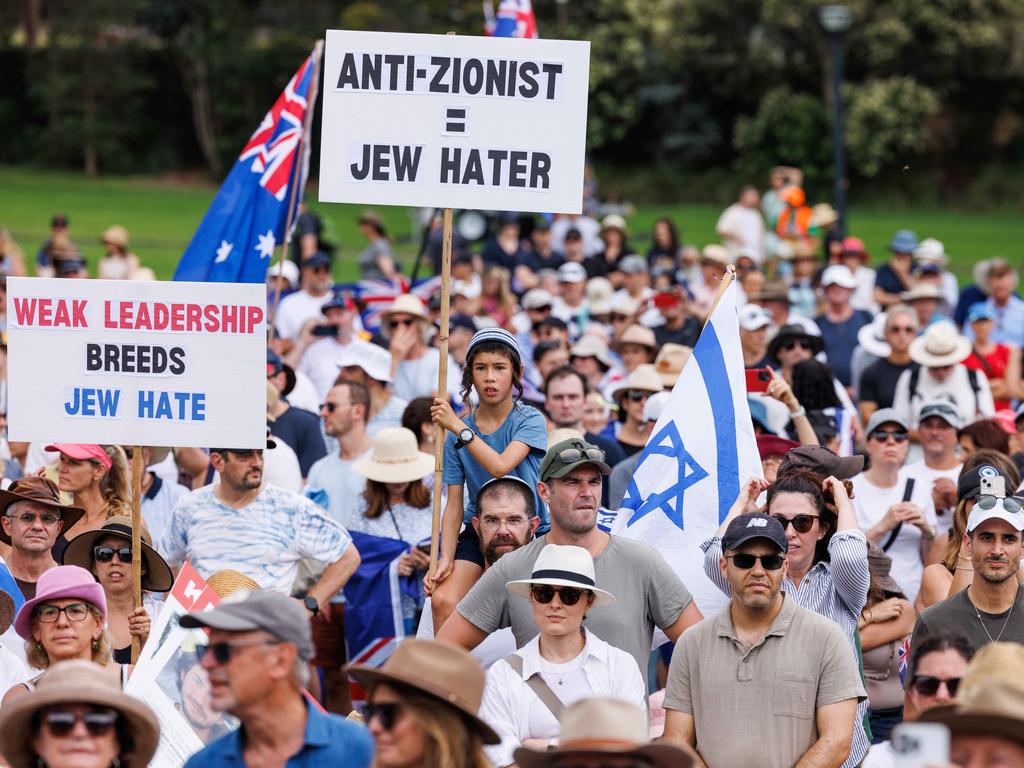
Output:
[643, 391, 671, 423]
[266, 259, 300, 288]
[337, 342, 393, 384]
[558, 262, 588, 284]
[738, 304, 772, 332]
[821, 264, 858, 290]
[966, 493, 1024, 534]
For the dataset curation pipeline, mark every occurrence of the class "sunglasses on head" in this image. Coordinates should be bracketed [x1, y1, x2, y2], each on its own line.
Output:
[388, 318, 416, 330]
[910, 675, 960, 697]
[771, 513, 819, 534]
[625, 389, 651, 402]
[781, 340, 812, 352]
[365, 702, 403, 731]
[557, 446, 606, 465]
[976, 495, 1024, 515]
[93, 545, 132, 564]
[727, 553, 785, 570]
[530, 584, 587, 606]
[7, 510, 60, 526]
[870, 429, 909, 444]
[41, 707, 119, 738]
[195, 640, 281, 665]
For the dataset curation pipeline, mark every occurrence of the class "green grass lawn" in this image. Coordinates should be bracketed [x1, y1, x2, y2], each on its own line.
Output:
[0, 166, 1018, 282]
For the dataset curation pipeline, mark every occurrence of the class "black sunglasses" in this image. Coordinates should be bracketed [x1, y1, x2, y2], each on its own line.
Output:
[727, 553, 785, 570]
[42, 707, 119, 738]
[625, 389, 651, 402]
[530, 585, 587, 606]
[320, 402, 339, 413]
[910, 675, 960, 697]
[781, 340, 812, 352]
[870, 429, 909, 444]
[771, 513, 819, 534]
[389, 318, 416, 329]
[195, 640, 281, 665]
[365, 702, 403, 731]
[94, 545, 132, 564]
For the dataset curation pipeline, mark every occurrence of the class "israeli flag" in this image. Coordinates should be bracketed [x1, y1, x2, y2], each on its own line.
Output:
[610, 276, 762, 615]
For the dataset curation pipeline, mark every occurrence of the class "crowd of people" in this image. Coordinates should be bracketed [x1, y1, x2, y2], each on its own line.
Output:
[0, 165, 1021, 768]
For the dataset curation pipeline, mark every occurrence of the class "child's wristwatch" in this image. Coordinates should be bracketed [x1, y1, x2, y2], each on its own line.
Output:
[455, 427, 476, 449]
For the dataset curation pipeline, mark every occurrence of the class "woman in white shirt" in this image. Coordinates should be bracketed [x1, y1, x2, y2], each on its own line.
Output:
[479, 544, 646, 768]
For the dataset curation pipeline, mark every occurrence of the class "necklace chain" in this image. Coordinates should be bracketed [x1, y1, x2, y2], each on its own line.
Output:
[971, 588, 1016, 643]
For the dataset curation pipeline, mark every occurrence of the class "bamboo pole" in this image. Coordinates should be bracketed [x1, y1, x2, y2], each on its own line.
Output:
[268, 40, 324, 343]
[130, 445, 143, 663]
[428, 208, 454, 577]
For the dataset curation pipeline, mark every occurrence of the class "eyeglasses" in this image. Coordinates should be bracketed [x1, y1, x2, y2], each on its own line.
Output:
[781, 340, 812, 351]
[530, 585, 587, 606]
[7, 511, 60, 526]
[93, 545, 133, 564]
[388, 319, 416, 330]
[558, 446, 606, 465]
[365, 702, 403, 731]
[41, 707, 119, 738]
[35, 602, 91, 623]
[976, 495, 1024, 515]
[771, 514, 819, 534]
[727, 553, 785, 570]
[910, 675, 961, 697]
[195, 640, 281, 665]
[625, 390, 651, 402]
[870, 429, 909, 444]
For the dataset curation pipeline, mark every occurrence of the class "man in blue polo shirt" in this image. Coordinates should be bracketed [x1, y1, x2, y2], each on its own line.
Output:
[180, 590, 373, 767]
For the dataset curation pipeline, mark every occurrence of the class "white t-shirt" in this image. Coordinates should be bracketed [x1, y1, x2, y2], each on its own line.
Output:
[394, 349, 461, 403]
[275, 290, 331, 342]
[264, 440, 303, 493]
[715, 203, 765, 261]
[299, 337, 373, 401]
[850, 266, 879, 314]
[903, 459, 963, 538]
[851, 469, 938, 603]
[416, 595, 516, 669]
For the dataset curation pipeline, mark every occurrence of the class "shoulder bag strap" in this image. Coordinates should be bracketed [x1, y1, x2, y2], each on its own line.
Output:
[503, 653, 566, 720]
[881, 478, 915, 552]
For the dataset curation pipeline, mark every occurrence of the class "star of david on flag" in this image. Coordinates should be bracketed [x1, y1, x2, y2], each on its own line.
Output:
[610, 276, 762, 614]
[173, 50, 319, 283]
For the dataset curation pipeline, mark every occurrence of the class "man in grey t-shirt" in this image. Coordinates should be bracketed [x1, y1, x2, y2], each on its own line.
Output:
[437, 437, 703, 683]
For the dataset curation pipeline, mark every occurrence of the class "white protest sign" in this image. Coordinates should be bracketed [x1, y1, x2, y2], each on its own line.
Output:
[318, 30, 590, 213]
[7, 277, 266, 448]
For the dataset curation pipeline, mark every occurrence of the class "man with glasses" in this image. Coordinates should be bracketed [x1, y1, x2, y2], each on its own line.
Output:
[909, 481, 1024, 670]
[180, 590, 372, 768]
[0, 476, 83, 599]
[161, 442, 360, 610]
[851, 409, 937, 603]
[663, 512, 864, 768]
[274, 251, 335, 344]
[906, 400, 965, 538]
[857, 305, 919, 423]
[290, 289, 371, 401]
[438, 437, 703, 686]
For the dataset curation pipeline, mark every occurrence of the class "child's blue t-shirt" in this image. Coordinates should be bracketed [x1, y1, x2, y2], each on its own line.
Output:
[442, 402, 549, 526]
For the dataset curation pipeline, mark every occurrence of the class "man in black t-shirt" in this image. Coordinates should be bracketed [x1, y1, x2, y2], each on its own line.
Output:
[858, 304, 919, 422]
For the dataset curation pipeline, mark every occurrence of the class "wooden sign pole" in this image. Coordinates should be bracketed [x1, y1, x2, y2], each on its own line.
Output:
[428, 207, 453, 577]
[130, 445, 143, 663]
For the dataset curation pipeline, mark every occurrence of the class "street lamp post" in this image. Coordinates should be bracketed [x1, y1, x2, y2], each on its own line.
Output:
[819, 5, 852, 236]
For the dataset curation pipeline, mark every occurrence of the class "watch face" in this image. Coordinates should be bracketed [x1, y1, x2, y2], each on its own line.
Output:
[460, 429, 474, 442]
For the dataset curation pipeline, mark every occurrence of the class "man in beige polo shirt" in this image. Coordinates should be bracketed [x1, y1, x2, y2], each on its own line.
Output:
[662, 512, 865, 768]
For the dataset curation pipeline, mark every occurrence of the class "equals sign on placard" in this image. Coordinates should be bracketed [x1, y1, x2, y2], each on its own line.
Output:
[443, 106, 469, 136]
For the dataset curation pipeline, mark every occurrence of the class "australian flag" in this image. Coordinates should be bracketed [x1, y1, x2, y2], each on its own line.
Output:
[484, 0, 538, 38]
[173, 51, 317, 283]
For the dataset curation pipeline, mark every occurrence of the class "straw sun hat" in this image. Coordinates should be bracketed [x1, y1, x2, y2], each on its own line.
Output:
[353, 427, 434, 484]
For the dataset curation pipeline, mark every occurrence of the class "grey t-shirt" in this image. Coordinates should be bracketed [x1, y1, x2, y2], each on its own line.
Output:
[456, 534, 692, 683]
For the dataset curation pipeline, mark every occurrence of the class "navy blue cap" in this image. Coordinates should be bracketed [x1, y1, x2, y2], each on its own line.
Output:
[450, 314, 477, 334]
[722, 513, 788, 553]
[302, 251, 331, 269]
[321, 290, 354, 313]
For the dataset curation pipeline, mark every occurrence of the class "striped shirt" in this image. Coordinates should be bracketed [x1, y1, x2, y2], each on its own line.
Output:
[161, 483, 352, 595]
[702, 529, 871, 767]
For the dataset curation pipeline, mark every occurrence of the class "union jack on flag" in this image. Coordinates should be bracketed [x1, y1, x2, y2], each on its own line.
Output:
[897, 636, 912, 686]
[484, 0, 539, 38]
[333, 278, 443, 332]
[174, 50, 318, 283]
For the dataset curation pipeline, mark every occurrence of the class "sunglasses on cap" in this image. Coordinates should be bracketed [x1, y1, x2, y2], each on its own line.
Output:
[195, 640, 282, 665]
[771, 513, 819, 534]
[781, 339, 812, 352]
[94, 545, 133, 564]
[909, 675, 960, 697]
[557, 446, 606, 465]
[976, 495, 1024, 515]
[40, 707, 119, 738]
[726, 553, 785, 570]
[365, 702, 404, 731]
[530, 585, 587, 606]
[869, 429, 909, 444]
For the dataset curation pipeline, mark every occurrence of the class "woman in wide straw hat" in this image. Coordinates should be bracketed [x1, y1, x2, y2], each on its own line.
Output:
[0, 659, 159, 768]
[610, 363, 663, 457]
[479, 545, 645, 768]
[347, 637, 497, 768]
[61, 517, 173, 665]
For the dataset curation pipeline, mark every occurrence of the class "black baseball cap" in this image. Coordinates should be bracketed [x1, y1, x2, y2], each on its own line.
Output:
[958, 463, 1014, 503]
[722, 513, 788, 553]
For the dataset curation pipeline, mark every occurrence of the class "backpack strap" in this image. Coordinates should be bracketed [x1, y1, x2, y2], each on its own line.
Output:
[504, 653, 566, 720]
[908, 366, 920, 403]
[966, 367, 981, 413]
[881, 478, 915, 552]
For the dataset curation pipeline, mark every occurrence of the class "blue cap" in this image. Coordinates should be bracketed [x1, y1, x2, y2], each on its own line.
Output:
[966, 303, 996, 324]
[302, 251, 331, 269]
[321, 290, 354, 313]
[889, 230, 919, 254]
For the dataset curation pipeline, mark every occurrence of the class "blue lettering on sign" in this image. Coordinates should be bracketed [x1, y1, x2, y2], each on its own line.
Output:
[64, 388, 120, 417]
[137, 391, 206, 421]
